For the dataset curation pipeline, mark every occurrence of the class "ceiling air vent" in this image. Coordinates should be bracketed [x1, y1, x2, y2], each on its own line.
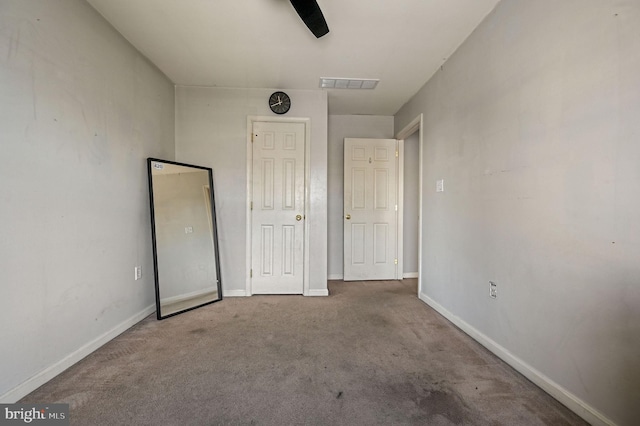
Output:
[320, 78, 379, 89]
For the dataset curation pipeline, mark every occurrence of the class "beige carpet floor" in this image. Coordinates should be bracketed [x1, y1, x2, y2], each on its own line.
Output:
[22, 279, 588, 425]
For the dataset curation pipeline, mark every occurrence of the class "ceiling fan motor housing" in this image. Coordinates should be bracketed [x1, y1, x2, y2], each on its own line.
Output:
[289, 0, 330, 38]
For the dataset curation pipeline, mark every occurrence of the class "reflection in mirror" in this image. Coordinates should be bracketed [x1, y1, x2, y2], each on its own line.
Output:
[147, 158, 222, 319]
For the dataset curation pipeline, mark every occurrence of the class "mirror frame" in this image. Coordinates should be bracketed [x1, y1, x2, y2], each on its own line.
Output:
[147, 158, 223, 319]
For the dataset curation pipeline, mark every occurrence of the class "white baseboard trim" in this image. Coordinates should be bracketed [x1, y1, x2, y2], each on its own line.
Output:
[329, 273, 419, 280]
[223, 289, 247, 297]
[306, 289, 329, 296]
[0, 304, 156, 403]
[418, 293, 614, 426]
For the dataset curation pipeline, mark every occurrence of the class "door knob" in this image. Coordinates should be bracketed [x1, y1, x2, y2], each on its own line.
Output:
[345, 214, 351, 220]
[296, 215, 302, 221]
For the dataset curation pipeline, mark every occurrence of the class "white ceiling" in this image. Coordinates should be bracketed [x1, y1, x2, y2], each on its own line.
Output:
[86, 0, 500, 116]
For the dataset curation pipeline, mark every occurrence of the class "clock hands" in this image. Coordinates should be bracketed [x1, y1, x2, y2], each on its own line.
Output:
[270, 95, 283, 108]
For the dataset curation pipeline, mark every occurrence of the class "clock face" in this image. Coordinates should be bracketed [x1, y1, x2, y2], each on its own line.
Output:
[269, 91, 291, 115]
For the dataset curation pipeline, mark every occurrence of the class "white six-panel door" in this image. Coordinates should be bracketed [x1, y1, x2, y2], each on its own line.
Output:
[344, 138, 398, 281]
[251, 121, 306, 294]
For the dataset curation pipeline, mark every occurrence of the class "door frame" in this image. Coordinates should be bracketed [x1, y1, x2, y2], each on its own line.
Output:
[396, 114, 424, 296]
[246, 116, 311, 296]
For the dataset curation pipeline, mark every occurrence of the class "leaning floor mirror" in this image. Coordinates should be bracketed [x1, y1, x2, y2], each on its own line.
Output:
[147, 158, 223, 319]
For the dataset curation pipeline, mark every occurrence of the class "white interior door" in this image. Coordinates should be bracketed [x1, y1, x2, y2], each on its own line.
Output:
[251, 121, 305, 294]
[344, 138, 398, 281]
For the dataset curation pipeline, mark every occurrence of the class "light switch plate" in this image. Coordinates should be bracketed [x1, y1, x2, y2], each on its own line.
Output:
[436, 179, 444, 192]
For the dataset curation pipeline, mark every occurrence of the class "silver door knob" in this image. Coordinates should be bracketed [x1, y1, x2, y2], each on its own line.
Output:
[345, 214, 351, 220]
[296, 215, 302, 221]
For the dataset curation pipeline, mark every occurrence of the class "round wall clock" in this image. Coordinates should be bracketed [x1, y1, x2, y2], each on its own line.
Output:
[269, 91, 291, 115]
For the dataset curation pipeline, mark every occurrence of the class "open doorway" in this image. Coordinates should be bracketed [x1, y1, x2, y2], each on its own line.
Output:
[402, 132, 420, 279]
[397, 114, 423, 296]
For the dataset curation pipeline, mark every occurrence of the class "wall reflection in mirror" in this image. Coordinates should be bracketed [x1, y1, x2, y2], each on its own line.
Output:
[147, 158, 222, 319]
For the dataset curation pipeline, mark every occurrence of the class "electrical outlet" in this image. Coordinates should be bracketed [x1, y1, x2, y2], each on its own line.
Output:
[489, 281, 497, 299]
[135, 266, 142, 280]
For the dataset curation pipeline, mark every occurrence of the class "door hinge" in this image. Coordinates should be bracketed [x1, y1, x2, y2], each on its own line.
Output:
[394, 259, 398, 265]
[395, 204, 398, 211]
[250, 269, 253, 278]
[396, 150, 399, 158]
[251, 133, 255, 143]
[250, 201, 253, 210]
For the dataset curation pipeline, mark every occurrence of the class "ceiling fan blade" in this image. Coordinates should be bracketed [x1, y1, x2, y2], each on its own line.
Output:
[289, 0, 329, 38]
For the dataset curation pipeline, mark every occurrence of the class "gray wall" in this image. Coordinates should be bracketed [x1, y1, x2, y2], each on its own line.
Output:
[395, 1, 640, 425]
[327, 115, 394, 279]
[0, 0, 175, 400]
[175, 87, 328, 294]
